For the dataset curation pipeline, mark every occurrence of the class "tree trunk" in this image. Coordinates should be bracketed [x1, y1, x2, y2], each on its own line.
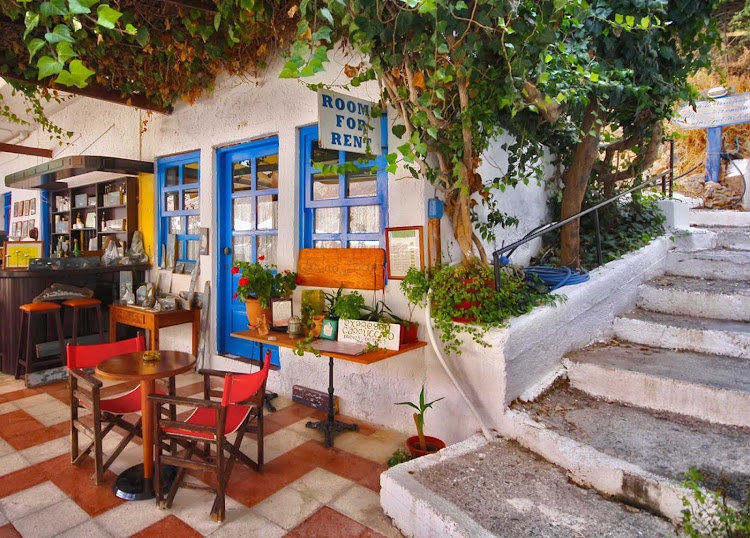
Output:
[560, 100, 604, 268]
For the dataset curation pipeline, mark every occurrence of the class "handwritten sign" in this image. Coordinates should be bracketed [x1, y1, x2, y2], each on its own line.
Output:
[318, 89, 381, 155]
[338, 319, 401, 351]
[297, 248, 385, 290]
[673, 92, 750, 130]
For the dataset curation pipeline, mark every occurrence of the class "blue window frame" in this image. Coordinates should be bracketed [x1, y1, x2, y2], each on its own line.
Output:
[157, 151, 200, 264]
[299, 122, 388, 249]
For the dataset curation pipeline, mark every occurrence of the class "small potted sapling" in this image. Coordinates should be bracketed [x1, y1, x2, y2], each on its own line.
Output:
[399, 267, 430, 344]
[397, 385, 445, 457]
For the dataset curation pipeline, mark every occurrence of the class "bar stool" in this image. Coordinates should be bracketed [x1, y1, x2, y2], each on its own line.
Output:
[62, 298, 103, 345]
[15, 302, 65, 380]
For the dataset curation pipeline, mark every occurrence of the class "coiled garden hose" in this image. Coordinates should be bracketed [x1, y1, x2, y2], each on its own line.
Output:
[523, 266, 590, 291]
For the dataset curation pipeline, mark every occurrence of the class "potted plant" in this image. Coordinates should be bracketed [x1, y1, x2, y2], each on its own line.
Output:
[324, 286, 365, 320]
[396, 385, 445, 457]
[232, 256, 300, 326]
[399, 267, 430, 344]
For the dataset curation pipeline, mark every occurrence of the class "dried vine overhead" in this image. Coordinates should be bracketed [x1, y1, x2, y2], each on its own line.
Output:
[0, 0, 298, 113]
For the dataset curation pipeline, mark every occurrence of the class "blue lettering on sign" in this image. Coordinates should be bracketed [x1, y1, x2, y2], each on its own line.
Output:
[358, 104, 369, 116]
[335, 98, 345, 110]
[331, 132, 342, 145]
[336, 114, 345, 127]
[353, 136, 362, 148]
[343, 134, 352, 147]
[322, 94, 333, 109]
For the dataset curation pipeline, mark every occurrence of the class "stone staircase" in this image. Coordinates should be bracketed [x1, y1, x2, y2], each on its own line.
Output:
[509, 209, 750, 523]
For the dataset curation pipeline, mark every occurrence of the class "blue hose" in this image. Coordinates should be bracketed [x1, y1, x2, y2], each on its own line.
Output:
[523, 266, 590, 291]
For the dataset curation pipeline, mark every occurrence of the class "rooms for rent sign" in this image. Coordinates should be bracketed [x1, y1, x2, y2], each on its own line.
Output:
[318, 89, 381, 155]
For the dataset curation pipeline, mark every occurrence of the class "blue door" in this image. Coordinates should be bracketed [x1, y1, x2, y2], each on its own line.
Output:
[216, 137, 280, 365]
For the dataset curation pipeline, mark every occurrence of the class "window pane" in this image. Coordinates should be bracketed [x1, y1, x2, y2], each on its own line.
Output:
[169, 216, 183, 234]
[312, 143, 338, 169]
[165, 192, 178, 212]
[165, 166, 179, 187]
[183, 189, 199, 211]
[347, 173, 377, 198]
[187, 215, 200, 235]
[232, 236, 253, 263]
[349, 205, 379, 233]
[257, 194, 278, 231]
[183, 162, 199, 184]
[232, 160, 253, 192]
[177, 239, 184, 259]
[315, 207, 340, 234]
[349, 240, 380, 248]
[257, 235, 277, 267]
[256, 154, 278, 191]
[314, 240, 341, 248]
[187, 240, 200, 260]
[233, 197, 254, 231]
[313, 178, 339, 200]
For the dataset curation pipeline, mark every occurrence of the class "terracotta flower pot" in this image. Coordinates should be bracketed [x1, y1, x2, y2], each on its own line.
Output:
[406, 435, 446, 458]
[245, 298, 271, 329]
[452, 278, 491, 322]
[400, 322, 419, 345]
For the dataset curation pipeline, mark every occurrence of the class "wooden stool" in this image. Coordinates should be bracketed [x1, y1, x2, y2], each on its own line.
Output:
[62, 298, 104, 345]
[15, 302, 65, 380]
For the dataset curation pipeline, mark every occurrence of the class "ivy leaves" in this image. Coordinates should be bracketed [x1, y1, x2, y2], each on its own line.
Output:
[18, 0, 128, 88]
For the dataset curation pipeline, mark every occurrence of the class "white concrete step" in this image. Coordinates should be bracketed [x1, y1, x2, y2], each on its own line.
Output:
[690, 209, 750, 227]
[614, 310, 750, 360]
[666, 248, 750, 280]
[694, 226, 750, 250]
[564, 342, 750, 428]
[507, 384, 750, 522]
[637, 275, 750, 322]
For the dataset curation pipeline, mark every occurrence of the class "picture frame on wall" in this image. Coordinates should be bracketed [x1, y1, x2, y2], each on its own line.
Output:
[319, 318, 338, 341]
[385, 226, 424, 280]
[29, 198, 36, 215]
[21, 221, 28, 238]
[21, 200, 27, 216]
[13, 202, 18, 217]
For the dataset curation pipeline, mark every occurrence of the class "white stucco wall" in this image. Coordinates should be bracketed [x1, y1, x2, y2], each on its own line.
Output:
[0, 52, 561, 444]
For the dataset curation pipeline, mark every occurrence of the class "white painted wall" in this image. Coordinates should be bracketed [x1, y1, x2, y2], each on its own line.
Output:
[0, 51, 561, 444]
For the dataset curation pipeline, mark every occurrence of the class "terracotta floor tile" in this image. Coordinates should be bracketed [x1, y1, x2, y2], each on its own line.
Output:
[131, 514, 202, 538]
[0, 411, 69, 451]
[285, 506, 370, 538]
[264, 403, 322, 435]
[0, 388, 41, 404]
[316, 449, 387, 493]
[0, 410, 42, 440]
[0, 523, 21, 538]
[0, 466, 47, 500]
[38, 454, 125, 517]
[360, 528, 388, 538]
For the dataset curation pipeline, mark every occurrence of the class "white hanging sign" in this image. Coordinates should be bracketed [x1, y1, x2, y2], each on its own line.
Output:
[318, 89, 381, 155]
[673, 92, 750, 130]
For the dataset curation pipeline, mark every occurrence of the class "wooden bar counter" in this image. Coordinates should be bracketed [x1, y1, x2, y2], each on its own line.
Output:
[0, 264, 149, 375]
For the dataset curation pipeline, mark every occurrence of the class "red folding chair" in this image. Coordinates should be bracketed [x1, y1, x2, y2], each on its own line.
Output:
[151, 350, 271, 522]
[68, 335, 174, 484]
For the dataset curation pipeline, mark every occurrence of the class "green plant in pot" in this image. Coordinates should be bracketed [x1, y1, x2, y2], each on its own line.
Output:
[396, 385, 445, 457]
[232, 257, 299, 327]
[325, 286, 365, 320]
[399, 267, 430, 344]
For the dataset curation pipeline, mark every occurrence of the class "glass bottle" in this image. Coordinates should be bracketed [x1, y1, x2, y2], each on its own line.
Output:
[101, 212, 107, 232]
[73, 239, 80, 257]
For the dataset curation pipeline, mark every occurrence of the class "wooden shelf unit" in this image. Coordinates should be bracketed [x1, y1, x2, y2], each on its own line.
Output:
[50, 176, 138, 254]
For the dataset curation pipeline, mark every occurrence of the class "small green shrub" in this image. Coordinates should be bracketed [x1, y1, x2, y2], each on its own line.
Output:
[387, 449, 413, 468]
[681, 468, 750, 537]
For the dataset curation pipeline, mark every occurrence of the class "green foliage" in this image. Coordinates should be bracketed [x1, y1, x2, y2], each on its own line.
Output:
[427, 260, 559, 355]
[537, 186, 666, 270]
[231, 260, 298, 309]
[681, 468, 750, 537]
[400, 267, 430, 323]
[387, 449, 413, 468]
[324, 286, 365, 320]
[396, 385, 444, 441]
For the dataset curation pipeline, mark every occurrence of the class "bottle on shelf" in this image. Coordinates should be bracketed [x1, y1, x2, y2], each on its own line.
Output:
[56, 238, 63, 258]
[73, 239, 80, 257]
[101, 212, 107, 232]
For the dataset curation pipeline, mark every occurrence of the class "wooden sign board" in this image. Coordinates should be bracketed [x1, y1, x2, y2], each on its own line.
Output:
[339, 319, 401, 351]
[297, 248, 386, 290]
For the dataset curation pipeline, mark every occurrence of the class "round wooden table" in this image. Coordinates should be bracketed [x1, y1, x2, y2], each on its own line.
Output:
[96, 350, 196, 500]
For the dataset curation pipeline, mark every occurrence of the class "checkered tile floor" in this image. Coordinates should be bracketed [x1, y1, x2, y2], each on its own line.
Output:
[0, 372, 406, 537]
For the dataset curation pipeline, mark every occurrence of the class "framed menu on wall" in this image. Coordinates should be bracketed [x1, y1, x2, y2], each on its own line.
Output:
[385, 226, 424, 280]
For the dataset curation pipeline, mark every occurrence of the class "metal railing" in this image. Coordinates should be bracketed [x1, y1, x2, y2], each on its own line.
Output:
[492, 142, 699, 290]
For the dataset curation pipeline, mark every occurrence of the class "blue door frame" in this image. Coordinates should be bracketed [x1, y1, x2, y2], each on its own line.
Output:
[3, 193, 10, 234]
[216, 138, 280, 366]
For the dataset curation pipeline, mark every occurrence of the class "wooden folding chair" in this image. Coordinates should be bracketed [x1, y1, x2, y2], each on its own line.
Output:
[150, 350, 271, 522]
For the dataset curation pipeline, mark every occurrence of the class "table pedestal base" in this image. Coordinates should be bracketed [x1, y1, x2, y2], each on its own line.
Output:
[306, 418, 359, 448]
[113, 463, 178, 501]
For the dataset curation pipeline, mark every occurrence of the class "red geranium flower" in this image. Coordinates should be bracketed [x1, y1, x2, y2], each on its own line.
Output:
[258, 255, 265, 261]
[238, 277, 249, 286]
[233, 293, 238, 300]
[230, 266, 239, 274]
[294, 276, 302, 284]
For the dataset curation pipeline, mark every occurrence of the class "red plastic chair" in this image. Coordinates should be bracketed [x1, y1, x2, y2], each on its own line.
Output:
[151, 350, 271, 522]
[68, 336, 152, 484]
